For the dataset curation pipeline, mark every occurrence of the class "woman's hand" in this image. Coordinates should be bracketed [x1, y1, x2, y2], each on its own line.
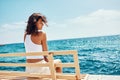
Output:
[44, 56, 49, 62]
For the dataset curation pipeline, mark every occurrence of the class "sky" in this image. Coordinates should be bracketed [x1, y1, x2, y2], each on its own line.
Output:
[0, 0, 120, 44]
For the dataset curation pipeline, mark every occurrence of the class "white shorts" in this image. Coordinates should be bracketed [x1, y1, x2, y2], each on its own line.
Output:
[26, 59, 61, 74]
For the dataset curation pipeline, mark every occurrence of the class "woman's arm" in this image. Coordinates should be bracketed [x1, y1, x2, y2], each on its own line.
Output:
[41, 32, 48, 62]
[42, 32, 48, 51]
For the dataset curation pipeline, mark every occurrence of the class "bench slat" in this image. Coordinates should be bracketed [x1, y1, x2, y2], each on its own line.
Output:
[0, 50, 76, 57]
[0, 63, 76, 68]
[0, 71, 51, 78]
[49, 50, 77, 55]
[0, 63, 50, 67]
[55, 63, 75, 67]
[0, 52, 49, 57]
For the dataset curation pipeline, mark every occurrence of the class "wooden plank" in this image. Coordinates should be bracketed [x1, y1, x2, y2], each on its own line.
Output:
[56, 74, 87, 80]
[56, 74, 76, 79]
[0, 63, 50, 67]
[47, 52, 56, 80]
[50, 50, 76, 55]
[0, 71, 51, 78]
[55, 63, 75, 67]
[0, 75, 26, 80]
[73, 51, 81, 79]
[0, 51, 49, 57]
[0, 50, 76, 57]
[0, 74, 87, 80]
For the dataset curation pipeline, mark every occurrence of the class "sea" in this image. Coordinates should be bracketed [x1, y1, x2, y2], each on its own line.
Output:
[0, 35, 120, 75]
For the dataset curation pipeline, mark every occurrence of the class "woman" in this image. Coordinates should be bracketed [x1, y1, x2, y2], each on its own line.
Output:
[24, 13, 61, 75]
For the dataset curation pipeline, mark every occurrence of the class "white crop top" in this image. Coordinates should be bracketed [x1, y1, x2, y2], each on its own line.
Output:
[24, 35, 44, 59]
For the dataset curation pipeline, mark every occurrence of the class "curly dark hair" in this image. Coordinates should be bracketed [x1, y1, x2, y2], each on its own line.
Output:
[25, 13, 48, 35]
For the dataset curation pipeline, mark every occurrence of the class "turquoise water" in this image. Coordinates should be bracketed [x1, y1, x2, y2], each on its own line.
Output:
[0, 35, 120, 75]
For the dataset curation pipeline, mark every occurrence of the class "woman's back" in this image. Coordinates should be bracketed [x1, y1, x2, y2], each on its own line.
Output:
[24, 32, 44, 59]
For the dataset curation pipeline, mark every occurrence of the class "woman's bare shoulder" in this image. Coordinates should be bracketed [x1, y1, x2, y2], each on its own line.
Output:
[38, 31, 46, 36]
[39, 32, 47, 41]
[42, 32, 46, 36]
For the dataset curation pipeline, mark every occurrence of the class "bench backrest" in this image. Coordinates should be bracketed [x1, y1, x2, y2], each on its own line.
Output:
[0, 50, 80, 80]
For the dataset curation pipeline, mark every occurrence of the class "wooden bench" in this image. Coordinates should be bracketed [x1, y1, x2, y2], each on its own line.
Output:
[0, 50, 88, 80]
